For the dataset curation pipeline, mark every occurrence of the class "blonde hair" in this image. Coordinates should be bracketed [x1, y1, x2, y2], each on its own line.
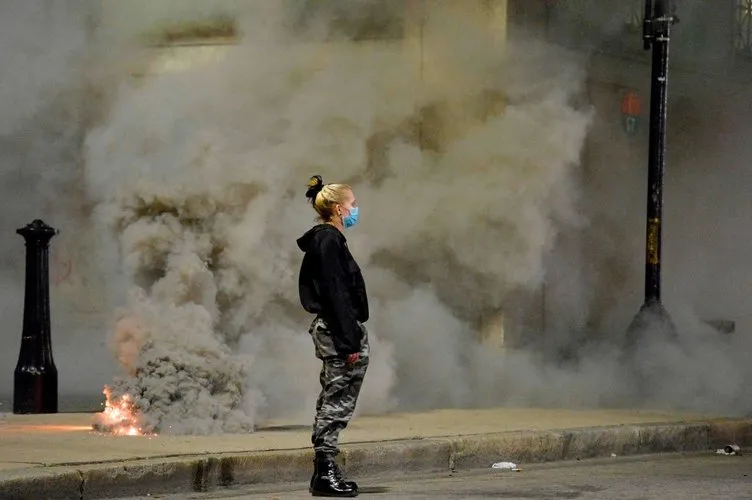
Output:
[305, 175, 351, 222]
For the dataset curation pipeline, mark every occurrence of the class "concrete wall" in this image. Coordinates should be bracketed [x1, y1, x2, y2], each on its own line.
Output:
[99, 0, 241, 43]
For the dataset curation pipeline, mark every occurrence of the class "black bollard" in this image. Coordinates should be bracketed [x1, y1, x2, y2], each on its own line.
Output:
[13, 219, 58, 414]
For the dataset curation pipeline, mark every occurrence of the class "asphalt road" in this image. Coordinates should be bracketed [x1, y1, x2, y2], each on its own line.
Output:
[122, 452, 752, 499]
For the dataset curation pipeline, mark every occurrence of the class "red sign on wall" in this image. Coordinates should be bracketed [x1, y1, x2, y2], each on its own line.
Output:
[621, 90, 642, 136]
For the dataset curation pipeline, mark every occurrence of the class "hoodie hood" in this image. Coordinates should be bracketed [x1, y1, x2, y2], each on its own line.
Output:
[296, 223, 341, 252]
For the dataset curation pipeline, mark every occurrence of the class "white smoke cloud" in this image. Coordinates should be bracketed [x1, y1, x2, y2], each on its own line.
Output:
[79, 1, 596, 433]
[4, 0, 752, 432]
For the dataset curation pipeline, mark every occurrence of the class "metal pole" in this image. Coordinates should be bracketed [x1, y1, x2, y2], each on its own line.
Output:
[642, 0, 673, 306]
[14, 219, 58, 414]
[625, 0, 678, 347]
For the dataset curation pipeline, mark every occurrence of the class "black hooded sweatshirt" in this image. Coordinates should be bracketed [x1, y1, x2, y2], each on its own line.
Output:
[297, 224, 369, 357]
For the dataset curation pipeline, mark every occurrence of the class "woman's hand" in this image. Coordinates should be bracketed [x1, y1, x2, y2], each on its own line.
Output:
[346, 353, 360, 365]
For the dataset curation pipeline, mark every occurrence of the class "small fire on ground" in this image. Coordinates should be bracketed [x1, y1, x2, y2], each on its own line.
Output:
[91, 386, 152, 436]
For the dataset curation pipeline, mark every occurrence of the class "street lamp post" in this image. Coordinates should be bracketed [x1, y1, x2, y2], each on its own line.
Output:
[626, 0, 678, 346]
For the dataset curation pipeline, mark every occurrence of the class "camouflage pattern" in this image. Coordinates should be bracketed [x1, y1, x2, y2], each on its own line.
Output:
[309, 316, 370, 455]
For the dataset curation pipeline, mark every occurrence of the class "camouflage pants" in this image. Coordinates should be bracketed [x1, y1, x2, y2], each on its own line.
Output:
[309, 317, 370, 455]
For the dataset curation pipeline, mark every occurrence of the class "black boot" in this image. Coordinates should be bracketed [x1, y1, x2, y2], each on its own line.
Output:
[309, 457, 359, 494]
[310, 452, 358, 497]
[334, 462, 359, 494]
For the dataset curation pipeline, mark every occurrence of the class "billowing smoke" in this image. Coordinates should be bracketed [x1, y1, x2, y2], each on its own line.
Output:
[78, 0, 592, 432]
[4, 0, 752, 433]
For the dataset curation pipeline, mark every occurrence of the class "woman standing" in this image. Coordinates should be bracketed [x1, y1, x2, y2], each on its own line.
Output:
[297, 175, 369, 497]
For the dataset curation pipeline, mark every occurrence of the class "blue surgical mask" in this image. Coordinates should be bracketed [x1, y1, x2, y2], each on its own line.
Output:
[343, 206, 359, 229]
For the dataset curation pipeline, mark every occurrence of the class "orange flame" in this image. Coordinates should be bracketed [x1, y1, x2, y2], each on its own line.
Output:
[92, 386, 153, 436]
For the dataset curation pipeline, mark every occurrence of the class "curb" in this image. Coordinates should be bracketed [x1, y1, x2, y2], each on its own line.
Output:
[1, 419, 750, 499]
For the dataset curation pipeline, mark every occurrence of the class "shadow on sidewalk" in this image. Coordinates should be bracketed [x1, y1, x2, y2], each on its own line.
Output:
[359, 486, 391, 494]
[255, 424, 311, 432]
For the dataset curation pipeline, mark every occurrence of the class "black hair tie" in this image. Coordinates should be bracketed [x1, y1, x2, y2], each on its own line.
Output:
[305, 175, 324, 203]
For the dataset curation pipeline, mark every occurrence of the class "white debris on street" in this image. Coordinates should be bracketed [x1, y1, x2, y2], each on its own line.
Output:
[492, 461, 521, 471]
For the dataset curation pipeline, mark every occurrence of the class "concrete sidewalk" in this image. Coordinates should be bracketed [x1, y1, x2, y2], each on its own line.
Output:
[0, 408, 750, 499]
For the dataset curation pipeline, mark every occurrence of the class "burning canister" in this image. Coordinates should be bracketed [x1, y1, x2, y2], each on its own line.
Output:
[724, 444, 741, 455]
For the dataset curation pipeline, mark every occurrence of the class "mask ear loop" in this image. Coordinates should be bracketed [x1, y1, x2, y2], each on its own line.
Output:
[335, 204, 345, 226]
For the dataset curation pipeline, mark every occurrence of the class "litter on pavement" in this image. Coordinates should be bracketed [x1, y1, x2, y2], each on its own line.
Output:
[492, 461, 522, 471]
[716, 444, 742, 456]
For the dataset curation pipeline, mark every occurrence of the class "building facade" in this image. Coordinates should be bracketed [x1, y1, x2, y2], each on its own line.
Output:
[90, 0, 752, 353]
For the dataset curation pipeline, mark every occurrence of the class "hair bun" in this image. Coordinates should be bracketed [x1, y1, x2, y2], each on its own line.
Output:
[305, 175, 324, 202]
